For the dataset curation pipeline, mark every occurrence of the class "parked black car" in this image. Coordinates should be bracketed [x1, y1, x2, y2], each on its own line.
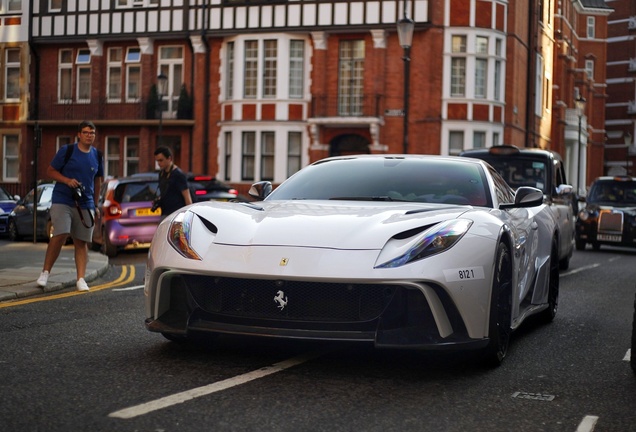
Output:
[460, 145, 575, 269]
[575, 176, 636, 251]
[6, 182, 55, 241]
[186, 174, 239, 202]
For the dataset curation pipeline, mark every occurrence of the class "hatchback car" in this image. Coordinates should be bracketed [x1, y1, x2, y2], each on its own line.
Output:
[460, 145, 575, 269]
[91, 175, 161, 257]
[6, 182, 55, 241]
[575, 176, 636, 251]
[0, 186, 19, 235]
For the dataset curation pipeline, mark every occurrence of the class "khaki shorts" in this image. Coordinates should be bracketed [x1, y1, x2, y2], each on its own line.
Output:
[50, 203, 95, 242]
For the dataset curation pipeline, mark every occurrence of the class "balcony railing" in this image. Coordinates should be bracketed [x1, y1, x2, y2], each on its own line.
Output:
[34, 97, 156, 121]
[310, 94, 384, 118]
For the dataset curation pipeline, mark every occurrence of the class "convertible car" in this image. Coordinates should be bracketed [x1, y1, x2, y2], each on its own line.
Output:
[144, 155, 560, 366]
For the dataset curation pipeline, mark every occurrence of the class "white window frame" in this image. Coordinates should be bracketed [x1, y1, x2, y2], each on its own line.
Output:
[1, 0, 21, 13]
[585, 59, 594, 80]
[76, 49, 91, 65]
[587, 17, 595, 39]
[158, 46, 184, 115]
[450, 35, 467, 97]
[124, 137, 140, 176]
[77, 66, 91, 103]
[58, 49, 73, 102]
[225, 42, 235, 100]
[49, 0, 62, 12]
[4, 48, 20, 101]
[116, 0, 159, 7]
[107, 48, 122, 102]
[106, 137, 121, 178]
[2, 134, 19, 182]
[56, 136, 72, 153]
[260, 131, 275, 180]
[289, 40, 305, 99]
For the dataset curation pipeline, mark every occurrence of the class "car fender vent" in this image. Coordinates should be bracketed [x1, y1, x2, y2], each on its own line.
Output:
[196, 214, 218, 234]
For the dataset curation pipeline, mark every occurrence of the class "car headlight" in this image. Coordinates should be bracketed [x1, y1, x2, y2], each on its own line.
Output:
[167, 210, 202, 260]
[375, 219, 472, 268]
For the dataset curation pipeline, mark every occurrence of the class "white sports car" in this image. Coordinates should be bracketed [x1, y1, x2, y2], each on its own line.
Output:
[144, 155, 559, 366]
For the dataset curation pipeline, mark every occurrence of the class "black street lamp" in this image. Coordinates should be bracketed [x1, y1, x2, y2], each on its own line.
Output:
[575, 94, 586, 196]
[397, 11, 414, 154]
[157, 72, 168, 146]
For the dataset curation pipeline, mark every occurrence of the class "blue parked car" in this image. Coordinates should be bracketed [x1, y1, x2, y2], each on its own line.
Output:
[0, 186, 19, 236]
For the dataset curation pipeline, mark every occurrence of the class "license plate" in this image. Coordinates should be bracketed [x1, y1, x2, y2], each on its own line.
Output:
[136, 207, 161, 216]
[597, 234, 621, 242]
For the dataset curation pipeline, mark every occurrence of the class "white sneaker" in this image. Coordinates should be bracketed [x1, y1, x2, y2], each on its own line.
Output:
[76, 278, 89, 292]
[37, 271, 49, 288]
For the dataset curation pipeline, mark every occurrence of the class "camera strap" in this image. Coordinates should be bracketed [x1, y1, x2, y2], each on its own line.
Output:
[74, 201, 94, 228]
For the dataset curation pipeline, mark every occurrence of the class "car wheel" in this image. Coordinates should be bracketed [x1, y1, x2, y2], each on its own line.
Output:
[483, 241, 512, 367]
[538, 239, 560, 324]
[558, 255, 570, 271]
[101, 228, 118, 257]
[575, 238, 586, 251]
[631, 293, 636, 376]
[7, 219, 21, 241]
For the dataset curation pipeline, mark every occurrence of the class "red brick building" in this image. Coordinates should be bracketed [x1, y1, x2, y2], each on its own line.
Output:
[0, 0, 611, 199]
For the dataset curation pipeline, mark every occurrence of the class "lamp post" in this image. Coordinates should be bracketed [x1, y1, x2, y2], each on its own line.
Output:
[575, 94, 586, 196]
[397, 10, 414, 154]
[157, 72, 168, 146]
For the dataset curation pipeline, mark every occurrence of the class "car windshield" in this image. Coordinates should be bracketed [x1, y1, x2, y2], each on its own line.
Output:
[267, 157, 491, 206]
[588, 180, 636, 206]
[0, 188, 12, 201]
[474, 156, 548, 193]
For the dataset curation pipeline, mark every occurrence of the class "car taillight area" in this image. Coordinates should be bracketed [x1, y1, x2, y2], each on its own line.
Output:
[104, 200, 122, 220]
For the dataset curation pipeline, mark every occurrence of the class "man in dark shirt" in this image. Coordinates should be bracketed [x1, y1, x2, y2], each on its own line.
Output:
[153, 146, 192, 219]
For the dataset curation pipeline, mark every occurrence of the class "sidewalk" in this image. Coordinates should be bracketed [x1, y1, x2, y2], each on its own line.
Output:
[0, 240, 109, 302]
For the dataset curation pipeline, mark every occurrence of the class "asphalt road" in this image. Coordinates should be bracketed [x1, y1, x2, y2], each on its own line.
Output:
[0, 246, 634, 431]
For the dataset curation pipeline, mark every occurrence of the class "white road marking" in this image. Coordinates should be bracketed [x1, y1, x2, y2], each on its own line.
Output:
[112, 285, 144, 291]
[109, 351, 323, 419]
[560, 263, 601, 277]
[576, 415, 599, 432]
[624, 349, 631, 362]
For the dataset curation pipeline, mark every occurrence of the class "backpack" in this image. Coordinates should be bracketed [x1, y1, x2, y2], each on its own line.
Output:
[59, 144, 103, 175]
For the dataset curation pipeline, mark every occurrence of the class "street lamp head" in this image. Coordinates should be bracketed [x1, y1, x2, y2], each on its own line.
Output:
[397, 16, 415, 49]
[157, 72, 168, 98]
[575, 95, 586, 115]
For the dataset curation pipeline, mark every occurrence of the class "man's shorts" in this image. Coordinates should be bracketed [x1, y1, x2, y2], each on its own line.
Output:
[50, 203, 95, 242]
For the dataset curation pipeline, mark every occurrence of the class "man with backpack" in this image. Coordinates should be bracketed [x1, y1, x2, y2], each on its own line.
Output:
[37, 121, 104, 292]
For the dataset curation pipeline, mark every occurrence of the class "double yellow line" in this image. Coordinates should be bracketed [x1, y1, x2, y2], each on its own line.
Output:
[0, 265, 136, 308]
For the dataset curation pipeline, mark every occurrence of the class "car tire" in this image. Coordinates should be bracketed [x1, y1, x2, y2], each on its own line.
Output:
[101, 228, 118, 257]
[575, 238, 586, 251]
[7, 219, 20, 241]
[631, 292, 635, 376]
[538, 239, 560, 324]
[483, 241, 512, 367]
[559, 255, 570, 271]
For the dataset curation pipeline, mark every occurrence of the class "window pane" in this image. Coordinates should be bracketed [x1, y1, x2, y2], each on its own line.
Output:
[108, 67, 122, 99]
[451, 58, 465, 97]
[475, 59, 487, 98]
[338, 40, 364, 116]
[476, 36, 488, 54]
[449, 131, 464, 155]
[76, 49, 91, 64]
[262, 40, 277, 98]
[6, 67, 19, 99]
[126, 47, 141, 63]
[287, 132, 301, 177]
[261, 132, 275, 180]
[127, 66, 140, 99]
[226, 42, 234, 100]
[242, 132, 255, 180]
[60, 68, 72, 99]
[244, 41, 258, 99]
[451, 36, 466, 53]
[289, 40, 304, 99]
[473, 132, 486, 148]
[78, 67, 91, 100]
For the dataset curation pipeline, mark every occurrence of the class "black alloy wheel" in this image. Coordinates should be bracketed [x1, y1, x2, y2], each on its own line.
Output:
[483, 241, 513, 367]
[7, 219, 20, 241]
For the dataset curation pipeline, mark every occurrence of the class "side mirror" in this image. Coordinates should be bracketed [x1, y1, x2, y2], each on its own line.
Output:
[555, 184, 573, 196]
[500, 186, 544, 209]
[248, 181, 272, 200]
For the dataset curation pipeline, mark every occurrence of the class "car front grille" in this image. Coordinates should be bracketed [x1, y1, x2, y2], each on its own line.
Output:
[180, 275, 397, 322]
[598, 210, 623, 233]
